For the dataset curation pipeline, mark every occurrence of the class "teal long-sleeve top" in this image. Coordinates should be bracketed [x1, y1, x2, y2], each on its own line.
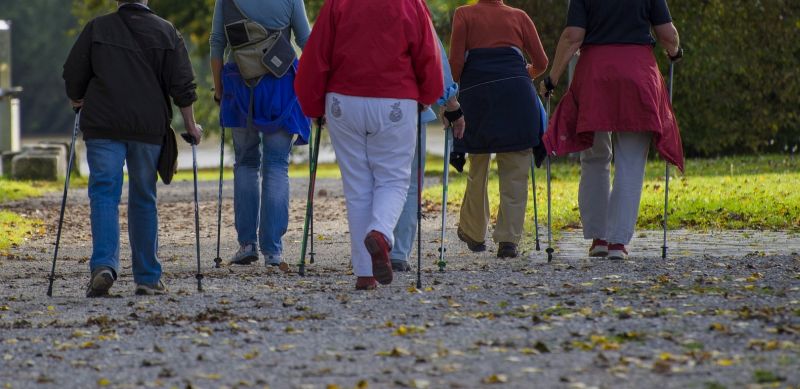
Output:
[210, 0, 311, 60]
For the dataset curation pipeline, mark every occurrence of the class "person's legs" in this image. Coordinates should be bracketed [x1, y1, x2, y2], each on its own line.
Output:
[366, 99, 417, 247]
[607, 132, 651, 246]
[579, 132, 612, 241]
[125, 140, 162, 286]
[458, 153, 491, 243]
[325, 93, 373, 278]
[493, 149, 532, 247]
[85, 139, 126, 279]
[258, 129, 294, 264]
[390, 123, 427, 267]
[231, 127, 261, 262]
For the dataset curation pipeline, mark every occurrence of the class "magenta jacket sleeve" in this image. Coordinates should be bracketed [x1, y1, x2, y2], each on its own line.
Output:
[411, 0, 444, 106]
[294, 0, 334, 118]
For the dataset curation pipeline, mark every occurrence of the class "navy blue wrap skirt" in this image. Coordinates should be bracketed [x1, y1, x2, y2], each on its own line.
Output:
[454, 47, 544, 154]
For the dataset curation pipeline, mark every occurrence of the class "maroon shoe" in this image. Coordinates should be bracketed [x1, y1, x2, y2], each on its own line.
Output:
[355, 277, 378, 290]
[589, 239, 609, 257]
[364, 230, 393, 285]
[608, 243, 628, 260]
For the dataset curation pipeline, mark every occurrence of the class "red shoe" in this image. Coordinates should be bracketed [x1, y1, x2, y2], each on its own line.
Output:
[608, 243, 628, 260]
[589, 239, 609, 257]
[364, 230, 393, 285]
[356, 277, 378, 290]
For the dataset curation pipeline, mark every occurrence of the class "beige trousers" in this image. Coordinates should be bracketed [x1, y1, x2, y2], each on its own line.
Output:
[458, 150, 532, 245]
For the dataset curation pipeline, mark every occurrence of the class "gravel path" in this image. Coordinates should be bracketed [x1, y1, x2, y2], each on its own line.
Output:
[1, 178, 798, 389]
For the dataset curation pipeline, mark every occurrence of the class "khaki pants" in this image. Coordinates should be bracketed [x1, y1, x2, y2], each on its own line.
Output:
[458, 150, 531, 245]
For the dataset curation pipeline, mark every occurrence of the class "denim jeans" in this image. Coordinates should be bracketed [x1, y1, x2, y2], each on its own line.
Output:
[391, 123, 427, 263]
[231, 128, 293, 257]
[85, 139, 161, 285]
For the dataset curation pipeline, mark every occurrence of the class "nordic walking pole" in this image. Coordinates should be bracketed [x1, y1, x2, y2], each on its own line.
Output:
[663, 61, 676, 260]
[46, 108, 80, 297]
[309, 129, 316, 264]
[437, 127, 452, 272]
[213, 127, 225, 268]
[545, 96, 554, 263]
[181, 133, 204, 292]
[416, 111, 423, 289]
[531, 160, 540, 251]
[299, 119, 322, 276]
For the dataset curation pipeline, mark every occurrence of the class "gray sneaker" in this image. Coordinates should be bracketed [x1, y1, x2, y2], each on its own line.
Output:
[266, 254, 290, 272]
[230, 243, 259, 265]
[86, 267, 114, 298]
[135, 280, 167, 296]
[265, 254, 281, 267]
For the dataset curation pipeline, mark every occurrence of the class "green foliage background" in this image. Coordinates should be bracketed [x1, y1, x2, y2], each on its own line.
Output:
[0, 0, 797, 156]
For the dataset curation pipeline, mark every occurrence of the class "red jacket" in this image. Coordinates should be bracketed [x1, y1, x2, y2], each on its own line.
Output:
[544, 45, 684, 172]
[294, 0, 443, 118]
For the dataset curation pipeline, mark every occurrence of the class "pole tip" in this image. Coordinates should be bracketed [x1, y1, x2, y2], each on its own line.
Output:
[213, 257, 222, 268]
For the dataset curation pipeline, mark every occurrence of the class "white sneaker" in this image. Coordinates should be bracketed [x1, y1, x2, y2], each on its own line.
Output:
[230, 244, 259, 265]
[589, 239, 609, 257]
[608, 244, 629, 260]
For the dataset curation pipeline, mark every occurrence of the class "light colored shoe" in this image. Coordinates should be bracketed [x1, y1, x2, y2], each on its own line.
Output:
[135, 280, 167, 296]
[589, 239, 609, 257]
[230, 243, 259, 265]
[266, 254, 290, 272]
[265, 254, 281, 267]
[608, 244, 628, 260]
[86, 267, 114, 298]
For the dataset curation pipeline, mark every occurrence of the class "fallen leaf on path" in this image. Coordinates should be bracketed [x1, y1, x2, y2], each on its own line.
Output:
[482, 374, 508, 384]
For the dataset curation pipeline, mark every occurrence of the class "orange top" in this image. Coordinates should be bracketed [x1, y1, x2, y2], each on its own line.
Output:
[449, 0, 548, 82]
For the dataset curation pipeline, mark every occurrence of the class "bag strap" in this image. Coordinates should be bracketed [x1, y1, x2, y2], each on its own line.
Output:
[224, 0, 292, 44]
[116, 10, 172, 119]
[224, 0, 249, 24]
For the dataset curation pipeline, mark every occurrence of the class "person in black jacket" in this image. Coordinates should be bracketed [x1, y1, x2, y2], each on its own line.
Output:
[63, 0, 201, 297]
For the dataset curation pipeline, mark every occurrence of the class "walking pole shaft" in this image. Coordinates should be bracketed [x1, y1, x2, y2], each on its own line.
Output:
[438, 127, 451, 271]
[47, 110, 80, 297]
[531, 162, 540, 251]
[299, 120, 322, 276]
[309, 131, 316, 264]
[544, 96, 554, 262]
[662, 63, 675, 259]
[191, 143, 203, 291]
[416, 112, 423, 289]
[214, 127, 225, 268]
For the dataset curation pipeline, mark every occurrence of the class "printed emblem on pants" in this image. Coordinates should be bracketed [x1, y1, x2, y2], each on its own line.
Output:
[389, 102, 403, 123]
[331, 97, 342, 118]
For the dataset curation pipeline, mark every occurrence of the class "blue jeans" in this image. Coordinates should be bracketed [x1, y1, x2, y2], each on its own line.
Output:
[85, 139, 161, 285]
[391, 124, 427, 262]
[232, 128, 293, 257]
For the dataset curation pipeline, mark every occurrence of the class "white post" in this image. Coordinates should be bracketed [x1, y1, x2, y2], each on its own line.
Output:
[0, 20, 21, 154]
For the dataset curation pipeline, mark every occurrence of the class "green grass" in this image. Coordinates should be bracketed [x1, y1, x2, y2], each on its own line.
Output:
[422, 154, 800, 232]
[1, 154, 797, 252]
[0, 210, 42, 251]
[0, 177, 87, 251]
[169, 162, 343, 183]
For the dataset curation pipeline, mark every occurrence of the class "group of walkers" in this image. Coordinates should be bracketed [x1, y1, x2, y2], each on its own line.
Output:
[61, 0, 683, 297]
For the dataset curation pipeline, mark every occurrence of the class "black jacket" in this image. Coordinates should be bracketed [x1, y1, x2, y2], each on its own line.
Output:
[63, 5, 197, 145]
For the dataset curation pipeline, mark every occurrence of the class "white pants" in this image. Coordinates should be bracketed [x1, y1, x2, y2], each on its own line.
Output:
[326, 93, 417, 277]
[579, 131, 651, 245]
